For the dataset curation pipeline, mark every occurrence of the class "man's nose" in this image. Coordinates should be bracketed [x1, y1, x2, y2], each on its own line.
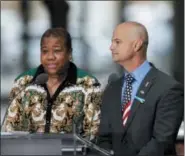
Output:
[110, 43, 114, 51]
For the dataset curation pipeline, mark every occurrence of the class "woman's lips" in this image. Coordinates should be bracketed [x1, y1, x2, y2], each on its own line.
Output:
[47, 64, 57, 69]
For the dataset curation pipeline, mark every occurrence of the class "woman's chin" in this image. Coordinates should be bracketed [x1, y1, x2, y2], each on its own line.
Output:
[47, 71, 58, 76]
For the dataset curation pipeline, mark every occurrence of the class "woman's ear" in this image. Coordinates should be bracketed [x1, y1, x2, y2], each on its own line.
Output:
[69, 54, 73, 61]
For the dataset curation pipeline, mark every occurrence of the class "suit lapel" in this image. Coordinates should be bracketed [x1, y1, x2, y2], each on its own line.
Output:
[121, 67, 158, 137]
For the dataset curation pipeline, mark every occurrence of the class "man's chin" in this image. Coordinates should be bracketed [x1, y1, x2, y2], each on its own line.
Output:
[112, 57, 120, 63]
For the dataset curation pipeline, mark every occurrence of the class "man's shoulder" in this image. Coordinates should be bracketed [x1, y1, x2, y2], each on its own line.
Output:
[155, 69, 181, 86]
[15, 68, 37, 81]
[151, 68, 183, 95]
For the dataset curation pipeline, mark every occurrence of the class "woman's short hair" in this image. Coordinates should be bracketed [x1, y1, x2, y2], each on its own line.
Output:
[40, 27, 72, 53]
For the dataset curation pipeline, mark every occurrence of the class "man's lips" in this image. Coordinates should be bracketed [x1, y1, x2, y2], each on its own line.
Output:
[112, 52, 118, 55]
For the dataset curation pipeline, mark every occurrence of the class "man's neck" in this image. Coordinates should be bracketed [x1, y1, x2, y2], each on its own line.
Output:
[121, 58, 146, 73]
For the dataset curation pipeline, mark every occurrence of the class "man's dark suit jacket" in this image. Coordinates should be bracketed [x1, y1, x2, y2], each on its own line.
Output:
[97, 66, 184, 156]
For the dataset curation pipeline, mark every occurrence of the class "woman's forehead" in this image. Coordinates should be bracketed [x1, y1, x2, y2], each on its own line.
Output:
[41, 36, 65, 45]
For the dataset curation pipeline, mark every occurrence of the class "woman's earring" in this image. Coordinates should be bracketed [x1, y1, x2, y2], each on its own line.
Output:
[69, 56, 73, 61]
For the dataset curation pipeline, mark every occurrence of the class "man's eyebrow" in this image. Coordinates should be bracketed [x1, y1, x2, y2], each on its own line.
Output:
[41, 46, 46, 48]
[111, 38, 122, 41]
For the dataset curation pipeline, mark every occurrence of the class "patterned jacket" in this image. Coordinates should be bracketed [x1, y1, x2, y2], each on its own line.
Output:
[2, 62, 102, 140]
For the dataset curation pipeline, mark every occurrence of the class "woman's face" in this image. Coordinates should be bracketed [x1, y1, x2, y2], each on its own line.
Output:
[40, 36, 71, 76]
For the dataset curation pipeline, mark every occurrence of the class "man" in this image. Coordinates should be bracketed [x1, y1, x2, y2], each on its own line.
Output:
[97, 21, 184, 156]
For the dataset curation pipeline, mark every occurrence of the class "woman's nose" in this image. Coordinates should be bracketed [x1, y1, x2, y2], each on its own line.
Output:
[47, 51, 55, 59]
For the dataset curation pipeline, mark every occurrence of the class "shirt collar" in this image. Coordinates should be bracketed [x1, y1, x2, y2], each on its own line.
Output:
[124, 60, 151, 82]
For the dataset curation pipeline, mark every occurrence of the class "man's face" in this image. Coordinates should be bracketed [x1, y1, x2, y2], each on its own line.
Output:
[110, 26, 135, 64]
[40, 36, 70, 76]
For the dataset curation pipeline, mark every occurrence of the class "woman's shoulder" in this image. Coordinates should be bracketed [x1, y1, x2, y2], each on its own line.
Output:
[15, 67, 38, 81]
[76, 68, 100, 86]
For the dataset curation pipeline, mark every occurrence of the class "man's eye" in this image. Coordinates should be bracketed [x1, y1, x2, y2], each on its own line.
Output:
[42, 50, 48, 53]
[115, 41, 120, 44]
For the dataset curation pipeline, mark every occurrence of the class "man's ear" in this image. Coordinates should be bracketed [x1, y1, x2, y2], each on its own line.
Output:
[134, 40, 143, 52]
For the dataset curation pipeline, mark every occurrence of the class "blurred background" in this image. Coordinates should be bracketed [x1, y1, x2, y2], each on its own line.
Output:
[1, 0, 184, 154]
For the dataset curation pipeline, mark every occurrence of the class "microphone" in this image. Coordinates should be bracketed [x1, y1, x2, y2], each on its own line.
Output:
[14, 73, 48, 98]
[104, 73, 119, 91]
[32, 73, 48, 85]
[107, 73, 118, 84]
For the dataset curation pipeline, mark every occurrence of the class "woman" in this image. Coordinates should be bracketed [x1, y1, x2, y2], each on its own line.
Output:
[2, 28, 102, 140]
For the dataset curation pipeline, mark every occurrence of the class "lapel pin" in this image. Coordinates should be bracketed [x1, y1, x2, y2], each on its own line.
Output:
[135, 96, 145, 103]
[145, 81, 150, 87]
[140, 90, 145, 94]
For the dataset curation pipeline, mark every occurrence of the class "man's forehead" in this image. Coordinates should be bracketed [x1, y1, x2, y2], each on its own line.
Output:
[112, 26, 138, 41]
[112, 30, 125, 40]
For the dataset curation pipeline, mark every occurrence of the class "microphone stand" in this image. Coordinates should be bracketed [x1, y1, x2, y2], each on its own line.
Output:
[72, 122, 77, 156]
[72, 122, 113, 156]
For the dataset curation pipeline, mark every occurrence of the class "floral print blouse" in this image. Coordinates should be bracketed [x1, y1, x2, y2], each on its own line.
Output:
[2, 62, 102, 140]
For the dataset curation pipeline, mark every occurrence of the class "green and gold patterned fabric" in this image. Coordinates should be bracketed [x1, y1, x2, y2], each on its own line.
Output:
[2, 62, 102, 140]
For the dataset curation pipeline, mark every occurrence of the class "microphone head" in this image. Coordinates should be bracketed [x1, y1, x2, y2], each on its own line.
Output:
[34, 73, 48, 85]
[108, 73, 118, 84]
